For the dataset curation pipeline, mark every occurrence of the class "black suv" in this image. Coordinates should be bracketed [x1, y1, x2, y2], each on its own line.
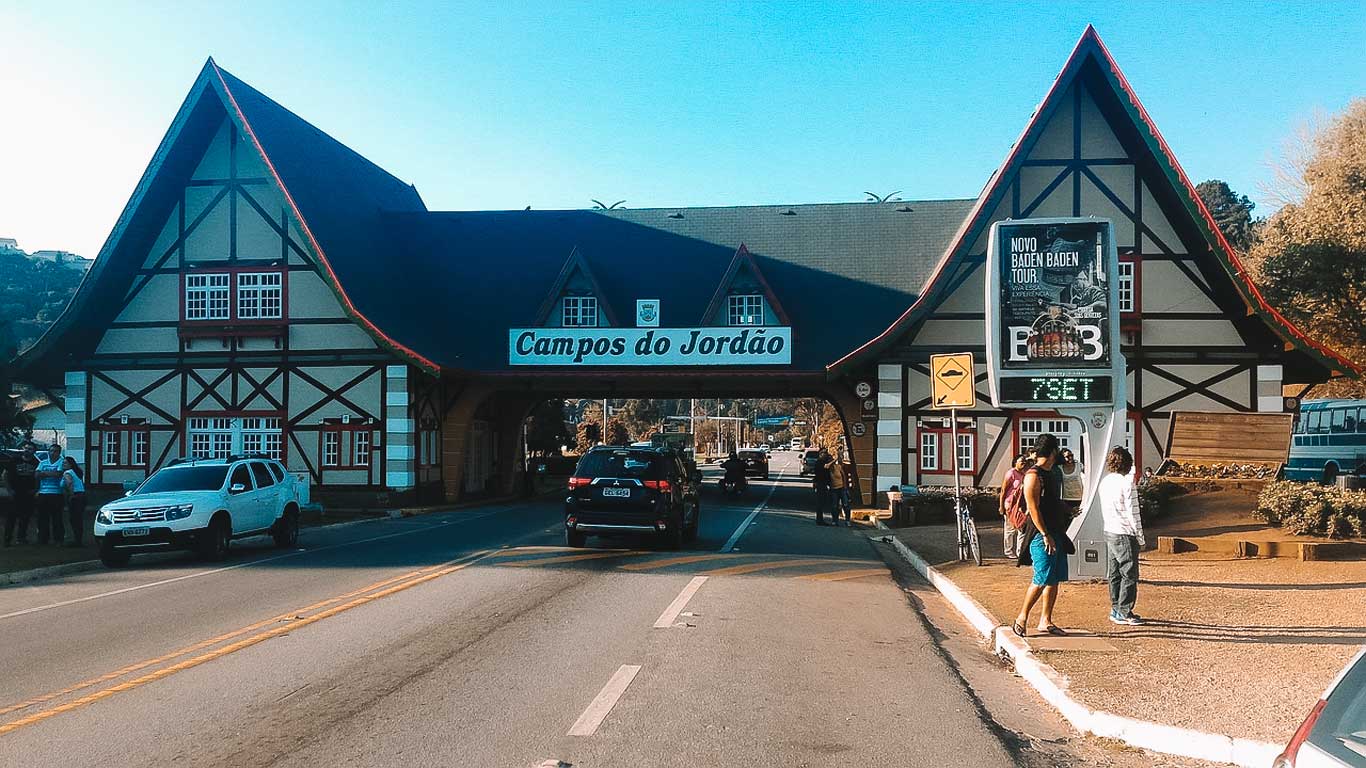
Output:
[564, 447, 701, 549]
[737, 449, 770, 479]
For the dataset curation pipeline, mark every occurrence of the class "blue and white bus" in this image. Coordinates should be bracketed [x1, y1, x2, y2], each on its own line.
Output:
[1287, 399, 1366, 483]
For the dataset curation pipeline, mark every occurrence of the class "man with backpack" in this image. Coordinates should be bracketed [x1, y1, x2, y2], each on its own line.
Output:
[999, 453, 1029, 559]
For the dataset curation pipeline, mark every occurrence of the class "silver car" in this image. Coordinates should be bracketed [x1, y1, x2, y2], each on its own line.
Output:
[1274, 645, 1366, 767]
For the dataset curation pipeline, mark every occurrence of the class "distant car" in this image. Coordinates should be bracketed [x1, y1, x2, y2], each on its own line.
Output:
[800, 449, 822, 476]
[564, 446, 701, 549]
[94, 456, 305, 567]
[737, 449, 769, 479]
[758, 443, 771, 452]
[1274, 644, 1366, 767]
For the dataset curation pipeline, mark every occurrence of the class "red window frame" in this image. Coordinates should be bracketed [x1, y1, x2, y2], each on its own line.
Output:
[318, 421, 379, 472]
[98, 423, 151, 470]
[179, 266, 288, 327]
[917, 418, 977, 477]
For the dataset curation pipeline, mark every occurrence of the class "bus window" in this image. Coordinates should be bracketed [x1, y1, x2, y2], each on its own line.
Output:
[1308, 411, 1323, 433]
[1359, 407, 1366, 433]
[1347, 409, 1359, 433]
[1293, 413, 1304, 434]
[1330, 408, 1348, 433]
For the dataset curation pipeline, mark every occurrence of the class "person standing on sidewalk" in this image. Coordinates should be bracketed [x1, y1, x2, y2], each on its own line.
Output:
[1012, 434, 1072, 637]
[998, 453, 1028, 559]
[61, 456, 87, 548]
[813, 448, 835, 526]
[1098, 446, 1145, 625]
[34, 443, 67, 545]
[829, 455, 852, 526]
[5, 443, 38, 546]
[1058, 448, 1084, 516]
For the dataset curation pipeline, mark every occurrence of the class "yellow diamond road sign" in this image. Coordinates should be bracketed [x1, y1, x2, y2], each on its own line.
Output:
[930, 352, 975, 409]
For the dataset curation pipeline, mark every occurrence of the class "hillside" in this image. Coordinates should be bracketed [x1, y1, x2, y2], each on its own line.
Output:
[0, 249, 84, 355]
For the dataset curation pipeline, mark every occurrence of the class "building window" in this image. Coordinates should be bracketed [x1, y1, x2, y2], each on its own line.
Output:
[1118, 261, 1136, 313]
[354, 430, 371, 467]
[241, 417, 283, 460]
[103, 432, 121, 467]
[322, 431, 340, 467]
[1019, 416, 1074, 456]
[562, 296, 598, 327]
[188, 417, 235, 459]
[185, 273, 230, 320]
[131, 430, 149, 467]
[956, 433, 974, 472]
[919, 431, 938, 471]
[727, 294, 764, 326]
[418, 427, 440, 467]
[236, 272, 283, 320]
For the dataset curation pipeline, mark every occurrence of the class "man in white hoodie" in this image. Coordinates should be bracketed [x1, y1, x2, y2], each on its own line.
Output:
[1098, 446, 1144, 625]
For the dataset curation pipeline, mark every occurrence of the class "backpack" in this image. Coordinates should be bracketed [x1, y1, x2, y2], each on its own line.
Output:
[1003, 472, 1028, 529]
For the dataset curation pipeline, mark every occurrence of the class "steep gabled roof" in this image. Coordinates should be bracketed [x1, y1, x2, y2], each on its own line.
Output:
[830, 26, 1360, 378]
[701, 244, 791, 326]
[532, 245, 622, 326]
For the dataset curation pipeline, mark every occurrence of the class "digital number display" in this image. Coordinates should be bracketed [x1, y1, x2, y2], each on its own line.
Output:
[999, 376, 1112, 405]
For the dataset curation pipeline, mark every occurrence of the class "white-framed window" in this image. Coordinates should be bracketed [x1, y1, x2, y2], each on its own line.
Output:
[1118, 261, 1135, 313]
[562, 296, 598, 327]
[322, 431, 340, 467]
[956, 433, 974, 472]
[131, 431, 149, 467]
[188, 417, 235, 459]
[236, 272, 283, 320]
[1019, 417, 1074, 455]
[103, 432, 121, 467]
[727, 294, 764, 326]
[241, 417, 283, 460]
[185, 273, 230, 320]
[919, 431, 938, 471]
[353, 430, 371, 467]
[419, 428, 440, 467]
[1125, 418, 1134, 453]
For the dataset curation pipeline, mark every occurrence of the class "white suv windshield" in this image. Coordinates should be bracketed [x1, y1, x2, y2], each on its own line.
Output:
[136, 466, 231, 494]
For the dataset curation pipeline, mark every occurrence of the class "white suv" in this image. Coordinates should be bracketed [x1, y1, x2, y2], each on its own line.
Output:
[94, 456, 306, 568]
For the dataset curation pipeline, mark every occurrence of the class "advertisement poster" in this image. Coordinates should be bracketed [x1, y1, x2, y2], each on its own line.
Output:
[998, 221, 1111, 370]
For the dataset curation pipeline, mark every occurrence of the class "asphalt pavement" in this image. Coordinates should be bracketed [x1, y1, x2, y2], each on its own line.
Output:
[0, 452, 1018, 767]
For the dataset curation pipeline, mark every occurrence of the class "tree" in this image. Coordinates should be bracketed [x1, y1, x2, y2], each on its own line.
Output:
[604, 417, 630, 446]
[1196, 179, 1258, 252]
[0, 319, 31, 445]
[525, 399, 570, 458]
[1248, 99, 1366, 397]
[574, 421, 601, 454]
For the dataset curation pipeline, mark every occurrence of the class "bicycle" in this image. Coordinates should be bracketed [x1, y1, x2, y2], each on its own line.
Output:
[955, 490, 982, 566]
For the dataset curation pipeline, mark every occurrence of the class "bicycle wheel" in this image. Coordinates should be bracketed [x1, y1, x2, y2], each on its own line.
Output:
[965, 512, 983, 566]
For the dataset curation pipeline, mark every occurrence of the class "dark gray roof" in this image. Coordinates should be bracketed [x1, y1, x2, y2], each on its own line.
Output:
[375, 200, 974, 371]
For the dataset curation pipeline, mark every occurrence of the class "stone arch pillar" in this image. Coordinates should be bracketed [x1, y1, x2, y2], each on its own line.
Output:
[825, 383, 876, 508]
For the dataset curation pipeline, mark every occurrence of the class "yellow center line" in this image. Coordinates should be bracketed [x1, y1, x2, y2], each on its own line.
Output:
[500, 551, 648, 567]
[619, 553, 749, 571]
[700, 558, 840, 577]
[0, 561, 456, 718]
[0, 550, 494, 736]
[796, 568, 890, 582]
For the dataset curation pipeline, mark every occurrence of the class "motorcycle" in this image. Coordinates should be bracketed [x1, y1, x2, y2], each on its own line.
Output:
[719, 475, 748, 497]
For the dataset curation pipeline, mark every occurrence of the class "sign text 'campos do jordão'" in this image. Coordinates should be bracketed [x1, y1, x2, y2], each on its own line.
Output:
[509, 327, 792, 366]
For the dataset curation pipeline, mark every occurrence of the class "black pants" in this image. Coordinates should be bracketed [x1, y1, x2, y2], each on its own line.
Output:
[4, 494, 33, 545]
[67, 494, 87, 546]
[35, 494, 65, 545]
[814, 485, 834, 523]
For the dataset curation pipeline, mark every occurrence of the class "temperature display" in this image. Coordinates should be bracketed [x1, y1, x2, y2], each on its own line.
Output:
[999, 376, 1112, 405]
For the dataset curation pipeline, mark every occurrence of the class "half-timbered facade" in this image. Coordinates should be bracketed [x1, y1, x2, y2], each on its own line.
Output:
[15, 28, 1356, 507]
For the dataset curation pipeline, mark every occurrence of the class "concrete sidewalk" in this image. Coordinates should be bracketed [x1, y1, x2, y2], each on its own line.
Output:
[882, 518, 1366, 766]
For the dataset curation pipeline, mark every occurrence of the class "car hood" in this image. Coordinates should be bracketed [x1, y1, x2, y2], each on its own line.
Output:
[102, 491, 221, 510]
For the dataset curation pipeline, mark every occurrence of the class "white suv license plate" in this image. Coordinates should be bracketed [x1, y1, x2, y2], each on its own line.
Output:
[601, 487, 631, 498]
[122, 526, 151, 537]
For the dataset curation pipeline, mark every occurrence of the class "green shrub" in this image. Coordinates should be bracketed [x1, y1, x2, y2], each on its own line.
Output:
[902, 486, 1001, 523]
[1137, 478, 1191, 524]
[1254, 481, 1366, 539]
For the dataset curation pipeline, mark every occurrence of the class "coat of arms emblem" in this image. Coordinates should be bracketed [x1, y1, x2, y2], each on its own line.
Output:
[636, 300, 659, 327]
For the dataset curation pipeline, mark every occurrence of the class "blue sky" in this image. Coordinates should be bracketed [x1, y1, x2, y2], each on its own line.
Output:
[2, 1, 1363, 258]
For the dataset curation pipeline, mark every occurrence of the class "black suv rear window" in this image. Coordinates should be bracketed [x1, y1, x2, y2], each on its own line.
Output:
[575, 451, 664, 480]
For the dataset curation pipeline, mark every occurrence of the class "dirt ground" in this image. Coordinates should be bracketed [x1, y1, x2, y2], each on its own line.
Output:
[893, 489, 1366, 745]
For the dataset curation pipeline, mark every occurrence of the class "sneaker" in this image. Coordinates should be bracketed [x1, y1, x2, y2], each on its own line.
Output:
[1109, 612, 1143, 626]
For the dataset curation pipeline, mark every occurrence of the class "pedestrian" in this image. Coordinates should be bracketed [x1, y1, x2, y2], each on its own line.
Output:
[61, 456, 87, 548]
[1099, 446, 1144, 625]
[4, 443, 38, 546]
[1011, 434, 1073, 637]
[1, 460, 18, 547]
[1058, 448, 1084, 515]
[813, 448, 835, 526]
[35, 443, 67, 545]
[829, 455, 852, 526]
[998, 453, 1029, 559]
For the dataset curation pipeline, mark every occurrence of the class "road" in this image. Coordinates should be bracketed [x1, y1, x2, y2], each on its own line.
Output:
[0, 451, 1020, 767]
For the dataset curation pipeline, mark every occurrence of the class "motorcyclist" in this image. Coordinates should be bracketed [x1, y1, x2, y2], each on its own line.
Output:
[720, 451, 747, 493]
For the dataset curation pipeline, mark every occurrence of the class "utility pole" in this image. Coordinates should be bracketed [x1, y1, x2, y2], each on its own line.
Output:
[602, 397, 609, 444]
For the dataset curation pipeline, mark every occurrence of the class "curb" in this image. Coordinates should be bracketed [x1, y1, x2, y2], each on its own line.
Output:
[2, 558, 104, 587]
[876, 521, 1281, 768]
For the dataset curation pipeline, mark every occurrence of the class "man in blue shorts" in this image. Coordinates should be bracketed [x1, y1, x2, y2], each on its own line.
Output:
[1011, 433, 1071, 637]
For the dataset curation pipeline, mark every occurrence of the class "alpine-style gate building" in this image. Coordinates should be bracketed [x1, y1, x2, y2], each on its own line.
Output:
[15, 28, 1358, 507]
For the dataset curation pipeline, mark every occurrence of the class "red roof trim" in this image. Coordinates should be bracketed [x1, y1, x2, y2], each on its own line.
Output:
[208, 61, 439, 375]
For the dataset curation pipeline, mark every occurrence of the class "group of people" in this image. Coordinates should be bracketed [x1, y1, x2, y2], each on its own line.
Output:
[812, 448, 852, 526]
[2, 442, 88, 549]
[998, 433, 1145, 637]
